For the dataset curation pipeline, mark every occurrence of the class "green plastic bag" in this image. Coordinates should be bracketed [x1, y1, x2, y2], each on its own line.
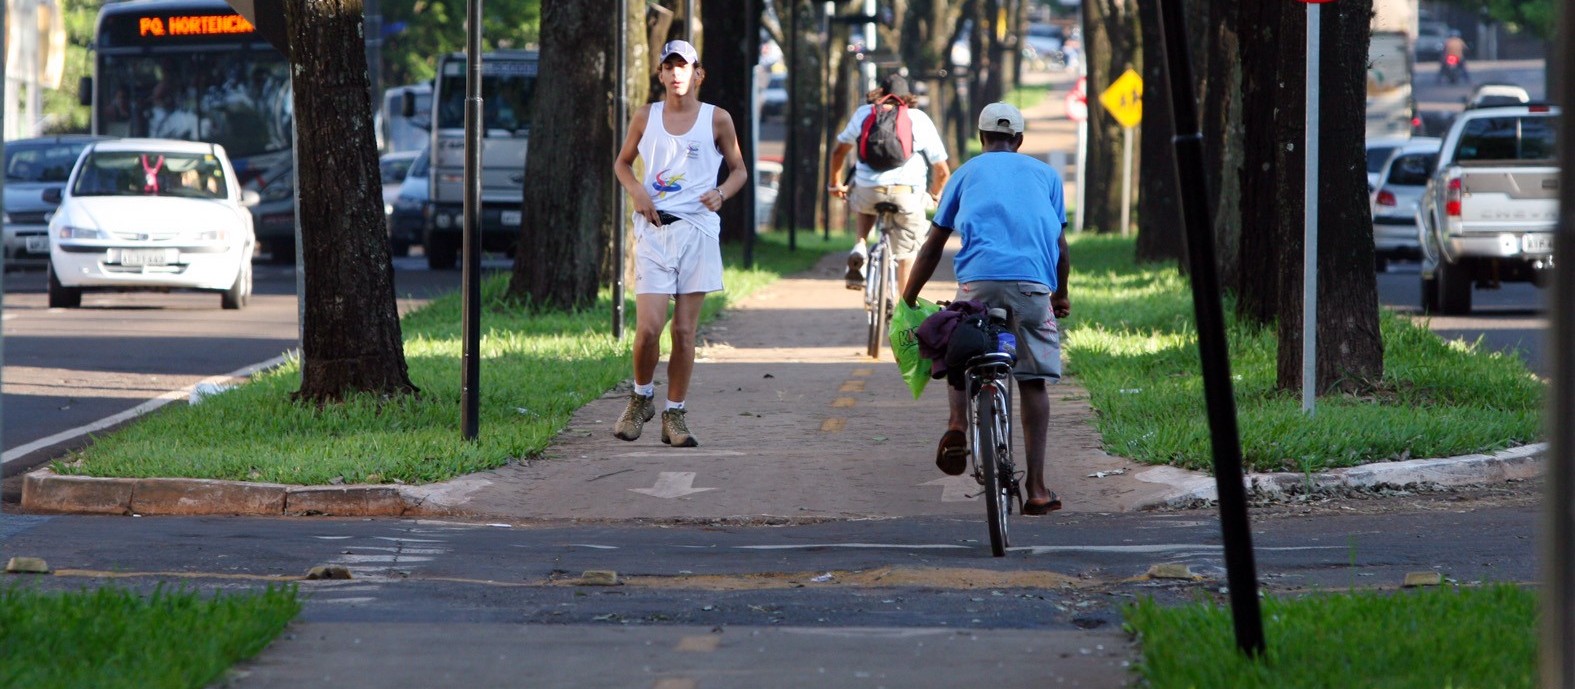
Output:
[890, 297, 941, 399]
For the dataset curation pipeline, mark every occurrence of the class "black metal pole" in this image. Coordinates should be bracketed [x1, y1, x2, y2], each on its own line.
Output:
[613, 0, 628, 338]
[1155, 0, 1264, 657]
[1543, 1, 1574, 683]
[460, 0, 483, 440]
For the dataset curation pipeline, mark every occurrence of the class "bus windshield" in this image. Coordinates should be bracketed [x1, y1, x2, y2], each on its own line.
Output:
[97, 52, 292, 160]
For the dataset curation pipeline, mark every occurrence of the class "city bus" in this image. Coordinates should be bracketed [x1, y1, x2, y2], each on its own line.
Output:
[82, 0, 295, 257]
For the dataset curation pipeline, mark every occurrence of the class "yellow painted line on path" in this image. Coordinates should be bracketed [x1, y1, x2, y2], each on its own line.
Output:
[839, 380, 866, 393]
[820, 418, 846, 432]
[852, 368, 873, 377]
[832, 397, 856, 408]
[675, 635, 722, 652]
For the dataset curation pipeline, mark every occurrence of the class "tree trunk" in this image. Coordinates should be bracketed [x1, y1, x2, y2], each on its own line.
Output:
[899, 0, 967, 164]
[284, 0, 417, 404]
[777, 0, 827, 233]
[1197, 0, 1241, 285]
[612, 0, 648, 290]
[1134, 0, 1182, 265]
[1083, 0, 1139, 234]
[1233, 0, 1297, 326]
[701, 0, 759, 244]
[508, 0, 616, 311]
[1274, 0, 1383, 394]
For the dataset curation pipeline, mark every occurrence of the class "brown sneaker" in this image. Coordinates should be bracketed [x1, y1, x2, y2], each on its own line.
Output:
[613, 392, 656, 441]
[660, 408, 699, 447]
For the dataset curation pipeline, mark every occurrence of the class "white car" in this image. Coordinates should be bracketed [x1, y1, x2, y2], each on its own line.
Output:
[1368, 136, 1440, 269]
[1464, 83, 1531, 110]
[1364, 135, 1409, 191]
[47, 139, 258, 309]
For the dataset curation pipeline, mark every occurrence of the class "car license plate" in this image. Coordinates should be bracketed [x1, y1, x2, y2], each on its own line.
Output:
[1522, 234, 1554, 253]
[501, 210, 522, 226]
[117, 249, 173, 266]
[24, 236, 48, 253]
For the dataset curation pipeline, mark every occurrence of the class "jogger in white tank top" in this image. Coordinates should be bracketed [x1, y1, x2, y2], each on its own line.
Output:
[611, 39, 748, 448]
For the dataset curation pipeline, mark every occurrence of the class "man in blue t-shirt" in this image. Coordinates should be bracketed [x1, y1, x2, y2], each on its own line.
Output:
[901, 102, 1071, 515]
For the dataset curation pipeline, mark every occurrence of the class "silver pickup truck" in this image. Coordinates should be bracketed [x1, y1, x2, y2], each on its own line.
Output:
[1417, 104, 1560, 315]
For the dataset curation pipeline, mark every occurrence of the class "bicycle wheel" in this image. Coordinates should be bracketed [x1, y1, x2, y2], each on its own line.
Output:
[869, 241, 893, 359]
[976, 385, 1010, 556]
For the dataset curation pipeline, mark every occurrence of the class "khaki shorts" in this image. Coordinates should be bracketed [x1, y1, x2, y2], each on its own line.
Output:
[956, 281, 1063, 383]
[849, 183, 929, 259]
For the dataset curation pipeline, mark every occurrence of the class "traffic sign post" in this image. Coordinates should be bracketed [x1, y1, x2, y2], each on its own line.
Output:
[1298, 0, 1333, 416]
[1099, 68, 1143, 237]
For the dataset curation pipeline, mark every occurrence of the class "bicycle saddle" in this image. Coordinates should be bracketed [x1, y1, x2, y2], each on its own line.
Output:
[873, 201, 902, 214]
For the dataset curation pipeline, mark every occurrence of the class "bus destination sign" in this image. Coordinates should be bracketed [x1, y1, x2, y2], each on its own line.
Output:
[140, 14, 254, 37]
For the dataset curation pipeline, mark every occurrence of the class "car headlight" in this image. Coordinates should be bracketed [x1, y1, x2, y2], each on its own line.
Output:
[195, 229, 229, 242]
[57, 225, 108, 240]
[435, 212, 453, 229]
[385, 203, 394, 216]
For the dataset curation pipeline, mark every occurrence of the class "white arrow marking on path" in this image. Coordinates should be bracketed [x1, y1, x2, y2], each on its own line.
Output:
[630, 471, 717, 499]
[922, 476, 979, 502]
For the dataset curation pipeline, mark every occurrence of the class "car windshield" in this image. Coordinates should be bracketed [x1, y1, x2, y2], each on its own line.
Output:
[381, 157, 413, 184]
[407, 149, 429, 178]
[1455, 115, 1559, 163]
[1366, 145, 1398, 174]
[5, 142, 89, 183]
[1386, 153, 1437, 185]
[72, 150, 229, 199]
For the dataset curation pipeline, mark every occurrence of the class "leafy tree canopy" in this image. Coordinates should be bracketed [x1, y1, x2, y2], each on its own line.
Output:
[1436, 0, 1554, 39]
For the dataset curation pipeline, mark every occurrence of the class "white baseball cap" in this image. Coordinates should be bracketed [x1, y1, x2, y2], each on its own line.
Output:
[660, 40, 700, 65]
[977, 102, 1025, 135]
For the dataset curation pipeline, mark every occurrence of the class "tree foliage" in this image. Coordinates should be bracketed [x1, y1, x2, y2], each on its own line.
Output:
[1438, 0, 1555, 39]
[378, 0, 541, 86]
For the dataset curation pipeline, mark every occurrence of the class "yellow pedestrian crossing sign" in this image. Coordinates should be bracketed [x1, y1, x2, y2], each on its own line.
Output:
[1099, 68, 1144, 128]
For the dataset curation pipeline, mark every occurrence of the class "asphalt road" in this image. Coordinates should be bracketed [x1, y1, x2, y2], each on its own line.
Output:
[0, 254, 506, 477]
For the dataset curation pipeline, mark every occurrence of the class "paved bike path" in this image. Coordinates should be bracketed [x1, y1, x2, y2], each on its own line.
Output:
[443, 240, 1171, 522]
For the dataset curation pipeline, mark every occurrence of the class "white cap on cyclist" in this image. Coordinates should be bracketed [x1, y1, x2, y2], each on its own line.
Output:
[977, 102, 1025, 135]
[659, 39, 700, 66]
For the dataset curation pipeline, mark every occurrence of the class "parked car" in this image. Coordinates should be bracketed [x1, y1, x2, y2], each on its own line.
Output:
[1463, 83, 1530, 110]
[387, 146, 429, 257]
[3, 135, 107, 268]
[1023, 22, 1065, 69]
[1364, 135, 1409, 191]
[1369, 136, 1440, 269]
[244, 161, 296, 264]
[761, 72, 787, 122]
[379, 150, 419, 255]
[755, 159, 781, 230]
[46, 138, 258, 309]
[1417, 104, 1560, 314]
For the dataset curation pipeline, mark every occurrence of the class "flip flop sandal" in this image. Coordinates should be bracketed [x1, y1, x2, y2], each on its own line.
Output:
[935, 429, 967, 476]
[1023, 493, 1062, 515]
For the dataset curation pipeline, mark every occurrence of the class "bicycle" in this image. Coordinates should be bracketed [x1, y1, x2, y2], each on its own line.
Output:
[962, 307, 1022, 557]
[863, 202, 900, 359]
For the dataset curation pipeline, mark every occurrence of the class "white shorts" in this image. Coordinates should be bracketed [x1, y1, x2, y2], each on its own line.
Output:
[634, 215, 725, 295]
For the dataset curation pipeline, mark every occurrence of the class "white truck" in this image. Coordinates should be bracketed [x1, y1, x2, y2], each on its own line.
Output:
[1417, 104, 1560, 314]
[408, 50, 538, 270]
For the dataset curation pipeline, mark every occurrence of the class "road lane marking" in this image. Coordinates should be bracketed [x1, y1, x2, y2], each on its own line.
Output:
[851, 368, 872, 377]
[630, 472, 717, 499]
[820, 418, 846, 432]
[2, 353, 291, 467]
[832, 397, 856, 408]
[839, 380, 866, 393]
[674, 635, 721, 652]
[922, 476, 979, 502]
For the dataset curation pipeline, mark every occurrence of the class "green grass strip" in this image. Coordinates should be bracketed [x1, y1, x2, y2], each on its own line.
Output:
[58, 230, 847, 485]
[1125, 584, 1536, 689]
[1064, 234, 1544, 473]
[0, 584, 300, 689]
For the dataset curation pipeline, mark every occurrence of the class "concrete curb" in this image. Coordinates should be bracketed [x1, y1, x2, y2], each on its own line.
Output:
[1127, 443, 1547, 509]
[20, 468, 457, 517]
[20, 443, 1546, 517]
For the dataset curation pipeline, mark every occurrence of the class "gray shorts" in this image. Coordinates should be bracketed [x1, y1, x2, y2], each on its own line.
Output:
[956, 281, 1063, 383]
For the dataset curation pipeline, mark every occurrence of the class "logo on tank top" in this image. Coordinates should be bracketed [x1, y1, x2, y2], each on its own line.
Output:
[686, 143, 701, 159]
[652, 169, 686, 199]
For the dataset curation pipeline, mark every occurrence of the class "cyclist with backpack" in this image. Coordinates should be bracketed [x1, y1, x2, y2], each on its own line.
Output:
[827, 73, 951, 294]
[902, 102, 1071, 515]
